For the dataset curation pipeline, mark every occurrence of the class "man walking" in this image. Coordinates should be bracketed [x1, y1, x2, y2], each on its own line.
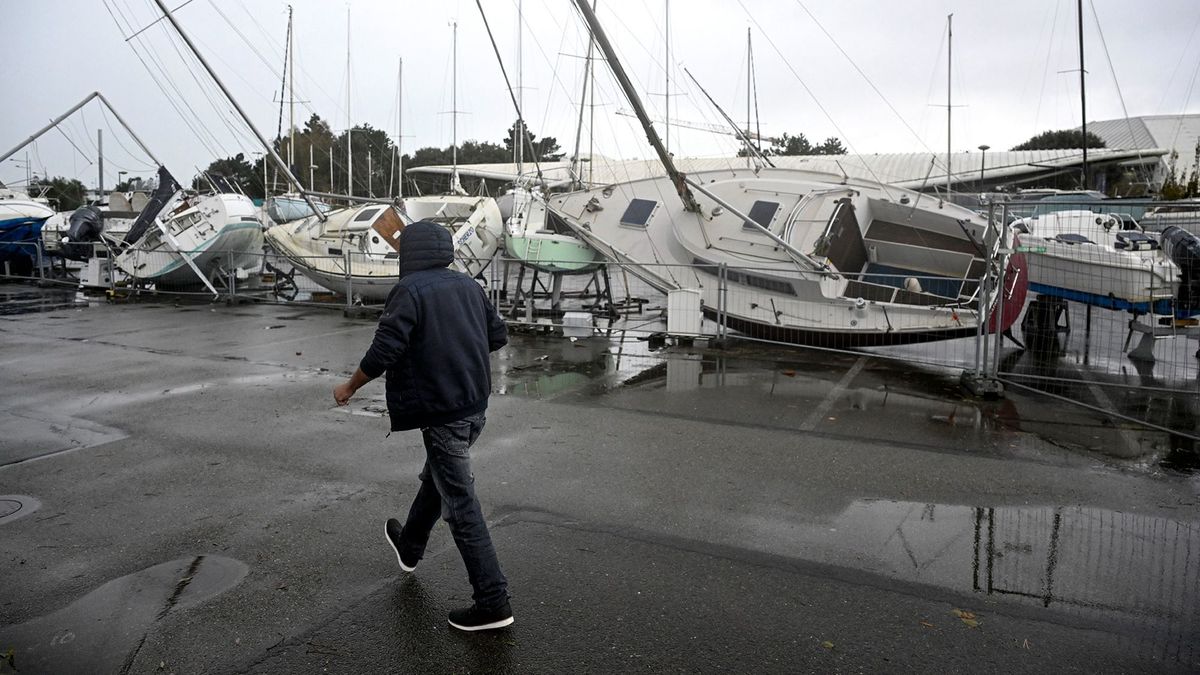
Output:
[334, 219, 512, 631]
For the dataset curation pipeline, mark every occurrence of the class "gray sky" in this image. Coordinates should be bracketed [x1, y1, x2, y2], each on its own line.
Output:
[2, 0, 1199, 190]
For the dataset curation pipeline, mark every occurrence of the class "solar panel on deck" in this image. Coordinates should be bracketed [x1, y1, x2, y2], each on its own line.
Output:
[354, 208, 381, 222]
[620, 199, 658, 227]
[743, 200, 780, 230]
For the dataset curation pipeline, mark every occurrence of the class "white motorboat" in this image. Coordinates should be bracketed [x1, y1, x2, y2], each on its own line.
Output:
[1138, 199, 1200, 236]
[263, 195, 503, 302]
[1013, 209, 1189, 315]
[113, 191, 264, 289]
[547, 167, 1029, 345]
[0, 187, 54, 273]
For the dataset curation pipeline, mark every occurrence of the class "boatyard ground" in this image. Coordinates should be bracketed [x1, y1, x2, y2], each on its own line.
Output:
[1, 286, 1197, 673]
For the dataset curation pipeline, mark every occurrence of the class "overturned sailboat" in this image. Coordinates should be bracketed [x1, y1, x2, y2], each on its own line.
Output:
[108, 166, 264, 290]
[264, 195, 503, 302]
[554, 0, 1028, 346]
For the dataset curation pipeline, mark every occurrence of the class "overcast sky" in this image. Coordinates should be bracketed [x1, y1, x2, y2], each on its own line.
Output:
[2, 0, 1199, 190]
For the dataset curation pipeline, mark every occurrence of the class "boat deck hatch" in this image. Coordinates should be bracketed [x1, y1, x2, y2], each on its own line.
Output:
[743, 200, 781, 231]
[354, 208, 381, 222]
[620, 199, 658, 228]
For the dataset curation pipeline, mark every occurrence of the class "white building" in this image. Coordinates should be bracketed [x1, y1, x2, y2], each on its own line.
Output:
[1083, 114, 1200, 186]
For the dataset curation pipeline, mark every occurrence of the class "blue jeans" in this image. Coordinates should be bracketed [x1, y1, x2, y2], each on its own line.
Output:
[397, 412, 509, 609]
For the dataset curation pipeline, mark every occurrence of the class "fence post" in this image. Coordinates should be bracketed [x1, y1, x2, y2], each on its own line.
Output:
[344, 250, 353, 310]
[990, 208, 1012, 379]
[961, 200, 1005, 398]
[35, 242, 45, 282]
[717, 262, 728, 344]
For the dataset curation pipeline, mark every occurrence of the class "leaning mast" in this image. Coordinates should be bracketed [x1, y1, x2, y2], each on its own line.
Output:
[570, 0, 698, 212]
[148, 0, 324, 219]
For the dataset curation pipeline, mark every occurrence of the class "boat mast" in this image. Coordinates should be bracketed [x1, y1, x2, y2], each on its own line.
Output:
[746, 27, 751, 166]
[346, 7, 353, 199]
[403, 57, 408, 196]
[474, 0, 545, 186]
[1078, 0, 1088, 188]
[571, 2, 596, 188]
[451, 20, 460, 193]
[148, 0, 324, 219]
[946, 13, 952, 196]
[570, 0, 698, 212]
[287, 5, 295, 184]
[516, 0, 524, 177]
[664, 0, 670, 156]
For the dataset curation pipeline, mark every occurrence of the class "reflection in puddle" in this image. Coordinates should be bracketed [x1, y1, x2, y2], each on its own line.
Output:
[492, 333, 666, 399]
[746, 499, 1198, 664]
[0, 555, 247, 674]
[0, 288, 92, 316]
[606, 350, 1200, 473]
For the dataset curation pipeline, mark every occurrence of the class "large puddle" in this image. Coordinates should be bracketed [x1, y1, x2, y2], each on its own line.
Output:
[494, 334, 1199, 473]
[739, 498, 1199, 664]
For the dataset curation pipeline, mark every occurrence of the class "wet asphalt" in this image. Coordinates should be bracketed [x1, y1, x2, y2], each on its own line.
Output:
[0, 286, 1198, 673]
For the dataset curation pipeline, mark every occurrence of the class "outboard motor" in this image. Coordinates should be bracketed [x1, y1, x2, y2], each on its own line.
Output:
[1161, 225, 1200, 313]
[61, 205, 104, 261]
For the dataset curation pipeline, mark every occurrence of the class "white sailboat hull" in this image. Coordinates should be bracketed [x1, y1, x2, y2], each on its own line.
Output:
[114, 193, 264, 287]
[264, 196, 503, 302]
[549, 168, 1028, 344]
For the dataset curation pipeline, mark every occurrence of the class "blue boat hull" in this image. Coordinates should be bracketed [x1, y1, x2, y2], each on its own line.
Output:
[0, 216, 48, 266]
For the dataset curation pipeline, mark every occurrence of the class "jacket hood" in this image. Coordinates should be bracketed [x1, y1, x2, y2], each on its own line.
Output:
[399, 220, 454, 277]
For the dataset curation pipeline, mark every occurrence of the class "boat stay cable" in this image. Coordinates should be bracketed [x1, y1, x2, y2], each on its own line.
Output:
[683, 68, 774, 169]
[473, 0, 545, 185]
[733, 0, 896, 200]
[788, 0, 948, 181]
[102, 0, 227, 159]
[1086, 0, 1151, 189]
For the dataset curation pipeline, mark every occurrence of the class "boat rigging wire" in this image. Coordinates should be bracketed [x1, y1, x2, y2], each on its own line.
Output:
[1154, 11, 1200, 115]
[97, 100, 163, 170]
[121, 0, 238, 158]
[475, 0, 544, 182]
[683, 67, 774, 168]
[52, 125, 94, 168]
[102, 0, 226, 160]
[734, 0, 896, 198]
[149, 11, 263, 157]
[1087, 0, 1150, 186]
[1031, 0, 1062, 137]
[789, 0, 945, 173]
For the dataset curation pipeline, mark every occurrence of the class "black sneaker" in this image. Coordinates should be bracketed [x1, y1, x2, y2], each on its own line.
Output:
[384, 518, 417, 572]
[448, 602, 514, 631]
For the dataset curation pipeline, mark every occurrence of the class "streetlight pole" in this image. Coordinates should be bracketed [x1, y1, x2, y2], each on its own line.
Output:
[977, 144, 990, 191]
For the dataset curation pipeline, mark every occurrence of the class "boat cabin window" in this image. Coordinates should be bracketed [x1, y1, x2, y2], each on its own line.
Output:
[354, 208, 381, 222]
[619, 199, 658, 228]
[743, 200, 781, 231]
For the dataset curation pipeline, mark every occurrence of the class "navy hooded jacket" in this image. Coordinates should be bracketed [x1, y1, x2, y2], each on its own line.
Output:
[358, 220, 507, 431]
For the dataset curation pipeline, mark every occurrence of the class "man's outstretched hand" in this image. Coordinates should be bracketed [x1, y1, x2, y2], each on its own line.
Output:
[333, 381, 356, 406]
[334, 368, 374, 407]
